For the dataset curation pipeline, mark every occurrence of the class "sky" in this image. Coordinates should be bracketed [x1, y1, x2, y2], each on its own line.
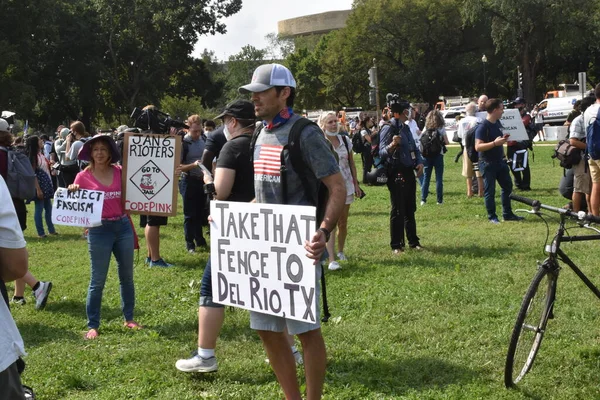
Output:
[192, 0, 354, 61]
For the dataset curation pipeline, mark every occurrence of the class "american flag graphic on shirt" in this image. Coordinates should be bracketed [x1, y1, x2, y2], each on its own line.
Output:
[254, 144, 282, 183]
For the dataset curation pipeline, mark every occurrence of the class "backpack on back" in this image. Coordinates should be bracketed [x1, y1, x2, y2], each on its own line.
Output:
[465, 123, 482, 163]
[351, 132, 363, 154]
[552, 139, 581, 169]
[250, 117, 334, 321]
[420, 128, 443, 158]
[0, 146, 36, 200]
[586, 108, 600, 160]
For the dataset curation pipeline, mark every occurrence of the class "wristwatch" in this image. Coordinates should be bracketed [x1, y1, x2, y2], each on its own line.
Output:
[318, 227, 331, 242]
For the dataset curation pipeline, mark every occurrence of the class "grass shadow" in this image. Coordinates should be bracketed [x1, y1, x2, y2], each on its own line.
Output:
[18, 322, 80, 346]
[326, 356, 480, 395]
[45, 299, 130, 321]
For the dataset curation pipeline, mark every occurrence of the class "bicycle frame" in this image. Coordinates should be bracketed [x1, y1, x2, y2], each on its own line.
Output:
[547, 214, 600, 300]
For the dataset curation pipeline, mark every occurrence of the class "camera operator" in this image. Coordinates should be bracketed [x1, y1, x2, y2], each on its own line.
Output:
[178, 115, 208, 253]
[378, 99, 424, 254]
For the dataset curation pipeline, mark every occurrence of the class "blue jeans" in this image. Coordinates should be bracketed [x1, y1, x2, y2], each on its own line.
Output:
[199, 257, 224, 308]
[421, 154, 444, 203]
[480, 160, 514, 220]
[86, 217, 135, 329]
[34, 198, 56, 236]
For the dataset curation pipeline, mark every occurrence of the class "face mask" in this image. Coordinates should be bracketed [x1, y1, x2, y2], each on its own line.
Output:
[325, 130, 337, 137]
[223, 124, 232, 141]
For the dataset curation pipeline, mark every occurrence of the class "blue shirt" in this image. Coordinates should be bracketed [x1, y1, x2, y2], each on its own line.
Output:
[378, 118, 424, 169]
[475, 119, 504, 162]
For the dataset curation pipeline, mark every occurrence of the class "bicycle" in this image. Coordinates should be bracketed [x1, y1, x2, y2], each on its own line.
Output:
[504, 193, 600, 388]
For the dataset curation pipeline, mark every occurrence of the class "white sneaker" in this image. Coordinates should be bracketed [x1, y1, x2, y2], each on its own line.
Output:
[33, 281, 52, 310]
[420, 201, 426, 206]
[292, 350, 303, 365]
[175, 355, 218, 373]
[266, 351, 304, 366]
[336, 252, 347, 261]
[328, 261, 341, 271]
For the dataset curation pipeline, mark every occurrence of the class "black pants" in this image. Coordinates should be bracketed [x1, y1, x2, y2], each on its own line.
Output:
[361, 145, 373, 183]
[506, 145, 531, 190]
[386, 166, 420, 249]
[179, 177, 207, 250]
[0, 361, 25, 400]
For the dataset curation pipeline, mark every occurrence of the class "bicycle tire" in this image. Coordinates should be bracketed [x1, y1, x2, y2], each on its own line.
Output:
[505, 265, 557, 387]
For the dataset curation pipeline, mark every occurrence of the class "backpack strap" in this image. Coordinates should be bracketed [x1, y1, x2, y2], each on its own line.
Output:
[285, 118, 319, 207]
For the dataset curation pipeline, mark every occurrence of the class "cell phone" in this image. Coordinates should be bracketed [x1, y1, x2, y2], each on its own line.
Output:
[503, 133, 510, 139]
[197, 163, 213, 180]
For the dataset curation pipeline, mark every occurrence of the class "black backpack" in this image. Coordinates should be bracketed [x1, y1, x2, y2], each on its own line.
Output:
[552, 139, 581, 169]
[420, 128, 443, 158]
[465, 123, 482, 163]
[0, 146, 37, 200]
[351, 132, 364, 153]
[250, 117, 335, 321]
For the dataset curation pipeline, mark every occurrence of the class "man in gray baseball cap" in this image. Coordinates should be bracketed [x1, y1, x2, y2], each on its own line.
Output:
[239, 63, 297, 94]
[238, 64, 346, 400]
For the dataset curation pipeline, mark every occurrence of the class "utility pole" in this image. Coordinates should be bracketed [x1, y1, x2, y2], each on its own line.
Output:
[517, 66, 523, 98]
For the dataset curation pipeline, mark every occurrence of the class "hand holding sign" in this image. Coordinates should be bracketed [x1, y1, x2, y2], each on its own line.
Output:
[304, 229, 327, 265]
[52, 187, 104, 227]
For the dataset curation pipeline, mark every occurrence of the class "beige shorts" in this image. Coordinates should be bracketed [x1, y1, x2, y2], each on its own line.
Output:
[589, 159, 600, 183]
[462, 149, 482, 179]
[574, 159, 592, 194]
[345, 194, 354, 205]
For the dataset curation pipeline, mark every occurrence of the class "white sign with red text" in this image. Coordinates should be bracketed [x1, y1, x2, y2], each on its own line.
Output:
[122, 132, 181, 216]
[52, 188, 104, 227]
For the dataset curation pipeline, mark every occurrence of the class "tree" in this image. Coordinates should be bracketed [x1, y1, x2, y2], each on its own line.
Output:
[224, 45, 266, 101]
[462, 0, 600, 102]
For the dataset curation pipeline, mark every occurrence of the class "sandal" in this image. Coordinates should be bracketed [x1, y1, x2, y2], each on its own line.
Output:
[85, 329, 99, 340]
[124, 321, 143, 330]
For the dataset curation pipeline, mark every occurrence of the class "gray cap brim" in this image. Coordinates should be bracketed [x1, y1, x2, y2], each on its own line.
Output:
[239, 82, 273, 94]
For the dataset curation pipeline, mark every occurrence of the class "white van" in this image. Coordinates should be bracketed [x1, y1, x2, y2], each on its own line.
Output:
[537, 96, 580, 125]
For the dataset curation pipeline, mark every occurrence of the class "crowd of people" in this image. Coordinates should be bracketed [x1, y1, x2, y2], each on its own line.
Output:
[4, 62, 600, 399]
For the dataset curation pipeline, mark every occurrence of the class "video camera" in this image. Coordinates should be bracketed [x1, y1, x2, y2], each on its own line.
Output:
[130, 106, 188, 134]
[385, 93, 401, 108]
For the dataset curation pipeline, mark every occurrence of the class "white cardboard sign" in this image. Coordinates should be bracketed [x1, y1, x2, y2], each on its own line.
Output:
[476, 109, 529, 141]
[52, 188, 104, 227]
[122, 132, 181, 216]
[210, 201, 318, 323]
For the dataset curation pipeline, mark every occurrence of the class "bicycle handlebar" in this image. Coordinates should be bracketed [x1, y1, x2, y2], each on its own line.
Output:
[509, 193, 600, 224]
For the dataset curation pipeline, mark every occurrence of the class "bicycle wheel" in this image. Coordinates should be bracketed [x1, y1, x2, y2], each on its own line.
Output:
[505, 264, 557, 387]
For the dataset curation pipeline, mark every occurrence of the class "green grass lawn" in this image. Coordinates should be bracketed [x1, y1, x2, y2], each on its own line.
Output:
[10, 144, 600, 399]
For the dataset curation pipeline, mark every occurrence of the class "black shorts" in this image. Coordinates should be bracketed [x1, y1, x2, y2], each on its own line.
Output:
[139, 215, 168, 227]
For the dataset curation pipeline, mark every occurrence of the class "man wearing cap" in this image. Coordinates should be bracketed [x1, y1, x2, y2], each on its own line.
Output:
[175, 100, 260, 374]
[239, 63, 346, 400]
[178, 115, 208, 253]
[378, 100, 424, 254]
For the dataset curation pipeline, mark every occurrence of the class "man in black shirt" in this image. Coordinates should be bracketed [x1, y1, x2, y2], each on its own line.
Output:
[175, 100, 257, 373]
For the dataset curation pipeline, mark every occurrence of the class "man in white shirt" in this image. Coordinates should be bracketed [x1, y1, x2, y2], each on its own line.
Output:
[584, 84, 600, 216]
[0, 174, 29, 399]
[457, 102, 483, 197]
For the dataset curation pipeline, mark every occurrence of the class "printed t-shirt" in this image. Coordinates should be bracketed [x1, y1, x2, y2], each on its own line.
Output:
[253, 114, 339, 206]
[74, 165, 124, 219]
